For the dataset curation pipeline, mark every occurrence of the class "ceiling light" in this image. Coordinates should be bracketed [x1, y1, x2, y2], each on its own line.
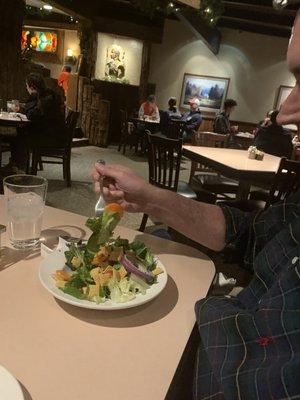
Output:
[43, 4, 53, 10]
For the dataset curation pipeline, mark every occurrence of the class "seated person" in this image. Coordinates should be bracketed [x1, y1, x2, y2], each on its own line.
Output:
[213, 98, 238, 134]
[92, 12, 299, 398]
[160, 97, 182, 135]
[254, 109, 293, 158]
[138, 94, 160, 122]
[166, 97, 181, 119]
[58, 65, 71, 97]
[8, 73, 65, 171]
[181, 98, 202, 142]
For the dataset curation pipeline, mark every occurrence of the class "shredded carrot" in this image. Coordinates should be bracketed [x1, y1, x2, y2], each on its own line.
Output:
[105, 203, 124, 218]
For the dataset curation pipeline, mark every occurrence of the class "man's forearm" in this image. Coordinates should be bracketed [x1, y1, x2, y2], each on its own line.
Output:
[144, 187, 226, 251]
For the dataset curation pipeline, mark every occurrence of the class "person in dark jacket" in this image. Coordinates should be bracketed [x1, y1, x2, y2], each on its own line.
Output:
[253, 109, 293, 158]
[166, 97, 181, 119]
[160, 97, 182, 135]
[213, 98, 238, 134]
[8, 73, 65, 170]
[181, 98, 202, 142]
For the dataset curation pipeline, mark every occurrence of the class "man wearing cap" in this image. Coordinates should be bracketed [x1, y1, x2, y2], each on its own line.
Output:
[181, 97, 203, 142]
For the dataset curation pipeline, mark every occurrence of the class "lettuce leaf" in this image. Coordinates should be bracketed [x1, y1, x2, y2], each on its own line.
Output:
[86, 212, 121, 254]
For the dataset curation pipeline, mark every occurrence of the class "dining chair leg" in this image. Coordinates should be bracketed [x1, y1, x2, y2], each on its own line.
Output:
[0, 138, 2, 167]
[64, 155, 71, 187]
[30, 151, 39, 175]
[38, 156, 43, 171]
[139, 214, 148, 232]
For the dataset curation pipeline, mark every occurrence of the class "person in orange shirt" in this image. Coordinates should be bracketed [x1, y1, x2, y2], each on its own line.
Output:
[138, 94, 160, 122]
[58, 65, 71, 97]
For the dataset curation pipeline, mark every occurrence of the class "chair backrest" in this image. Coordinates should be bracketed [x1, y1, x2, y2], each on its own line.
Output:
[189, 131, 229, 181]
[167, 119, 186, 140]
[192, 131, 229, 148]
[147, 133, 183, 191]
[65, 109, 80, 148]
[265, 158, 300, 209]
[120, 109, 128, 135]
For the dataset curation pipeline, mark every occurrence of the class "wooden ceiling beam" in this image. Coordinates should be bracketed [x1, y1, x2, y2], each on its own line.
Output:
[45, 0, 89, 20]
[219, 18, 291, 37]
[176, 0, 200, 8]
[24, 19, 78, 30]
[223, 1, 297, 17]
[220, 15, 292, 31]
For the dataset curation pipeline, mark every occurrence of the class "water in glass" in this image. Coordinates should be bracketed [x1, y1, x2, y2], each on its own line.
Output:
[4, 175, 47, 249]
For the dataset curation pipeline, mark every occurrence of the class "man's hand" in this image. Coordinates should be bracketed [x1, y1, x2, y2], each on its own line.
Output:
[91, 163, 227, 251]
[91, 164, 153, 213]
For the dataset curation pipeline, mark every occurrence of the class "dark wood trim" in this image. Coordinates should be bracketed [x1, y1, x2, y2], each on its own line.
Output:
[93, 16, 164, 43]
[24, 19, 78, 31]
[139, 41, 152, 102]
[220, 15, 292, 31]
[46, 0, 89, 21]
[223, 1, 297, 17]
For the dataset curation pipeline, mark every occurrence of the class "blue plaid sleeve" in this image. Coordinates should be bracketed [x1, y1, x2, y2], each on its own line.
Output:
[220, 206, 262, 272]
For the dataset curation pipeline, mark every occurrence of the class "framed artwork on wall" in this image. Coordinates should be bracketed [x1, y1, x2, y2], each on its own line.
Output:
[274, 85, 294, 110]
[95, 33, 143, 86]
[180, 73, 230, 114]
[21, 27, 64, 64]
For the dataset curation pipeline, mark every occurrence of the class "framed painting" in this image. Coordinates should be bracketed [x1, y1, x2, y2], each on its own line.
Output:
[22, 27, 64, 64]
[274, 85, 294, 110]
[180, 73, 230, 114]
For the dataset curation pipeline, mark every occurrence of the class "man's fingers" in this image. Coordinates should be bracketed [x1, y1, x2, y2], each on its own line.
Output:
[94, 181, 101, 193]
[103, 187, 125, 201]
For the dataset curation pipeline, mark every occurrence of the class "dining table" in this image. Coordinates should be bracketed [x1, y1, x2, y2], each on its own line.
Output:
[234, 132, 254, 149]
[0, 197, 215, 400]
[182, 146, 281, 199]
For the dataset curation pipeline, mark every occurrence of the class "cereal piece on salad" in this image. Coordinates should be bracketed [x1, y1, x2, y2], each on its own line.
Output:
[152, 267, 163, 276]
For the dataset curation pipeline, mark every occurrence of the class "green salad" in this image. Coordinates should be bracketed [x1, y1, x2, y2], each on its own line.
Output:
[53, 203, 163, 303]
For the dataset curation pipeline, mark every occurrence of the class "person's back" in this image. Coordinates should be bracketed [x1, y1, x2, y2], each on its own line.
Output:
[254, 110, 293, 158]
[213, 111, 231, 134]
[26, 88, 65, 147]
[58, 66, 71, 97]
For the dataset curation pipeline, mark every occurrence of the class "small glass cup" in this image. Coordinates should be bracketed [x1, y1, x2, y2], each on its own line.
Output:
[6, 101, 13, 112]
[11, 100, 20, 112]
[4, 175, 48, 249]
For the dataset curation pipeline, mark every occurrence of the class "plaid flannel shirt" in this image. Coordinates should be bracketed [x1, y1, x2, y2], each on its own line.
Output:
[194, 191, 300, 400]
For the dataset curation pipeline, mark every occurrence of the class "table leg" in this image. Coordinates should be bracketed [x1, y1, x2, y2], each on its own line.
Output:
[236, 181, 251, 200]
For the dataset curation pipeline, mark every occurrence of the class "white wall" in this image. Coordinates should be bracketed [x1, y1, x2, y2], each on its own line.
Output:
[149, 20, 295, 123]
[42, 30, 80, 78]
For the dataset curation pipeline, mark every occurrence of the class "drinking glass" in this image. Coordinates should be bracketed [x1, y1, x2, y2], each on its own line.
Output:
[11, 100, 20, 112]
[4, 175, 48, 249]
[6, 101, 13, 112]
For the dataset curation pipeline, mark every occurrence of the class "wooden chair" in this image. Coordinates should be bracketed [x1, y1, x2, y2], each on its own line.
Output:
[30, 110, 79, 187]
[118, 109, 141, 155]
[265, 157, 300, 209]
[166, 120, 186, 140]
[218, 158, 300, 213]
[189, 131, 239, 200]
[139, 133, 196, 231]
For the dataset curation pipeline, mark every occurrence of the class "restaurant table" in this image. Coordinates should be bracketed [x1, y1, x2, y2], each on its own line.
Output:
[0, 198, 215, 400]
[182, 146, 281, 199]
[234, 132, 254, 149]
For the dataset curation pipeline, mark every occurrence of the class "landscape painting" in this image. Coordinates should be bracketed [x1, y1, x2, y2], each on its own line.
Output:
[180, 73, 230, 114]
